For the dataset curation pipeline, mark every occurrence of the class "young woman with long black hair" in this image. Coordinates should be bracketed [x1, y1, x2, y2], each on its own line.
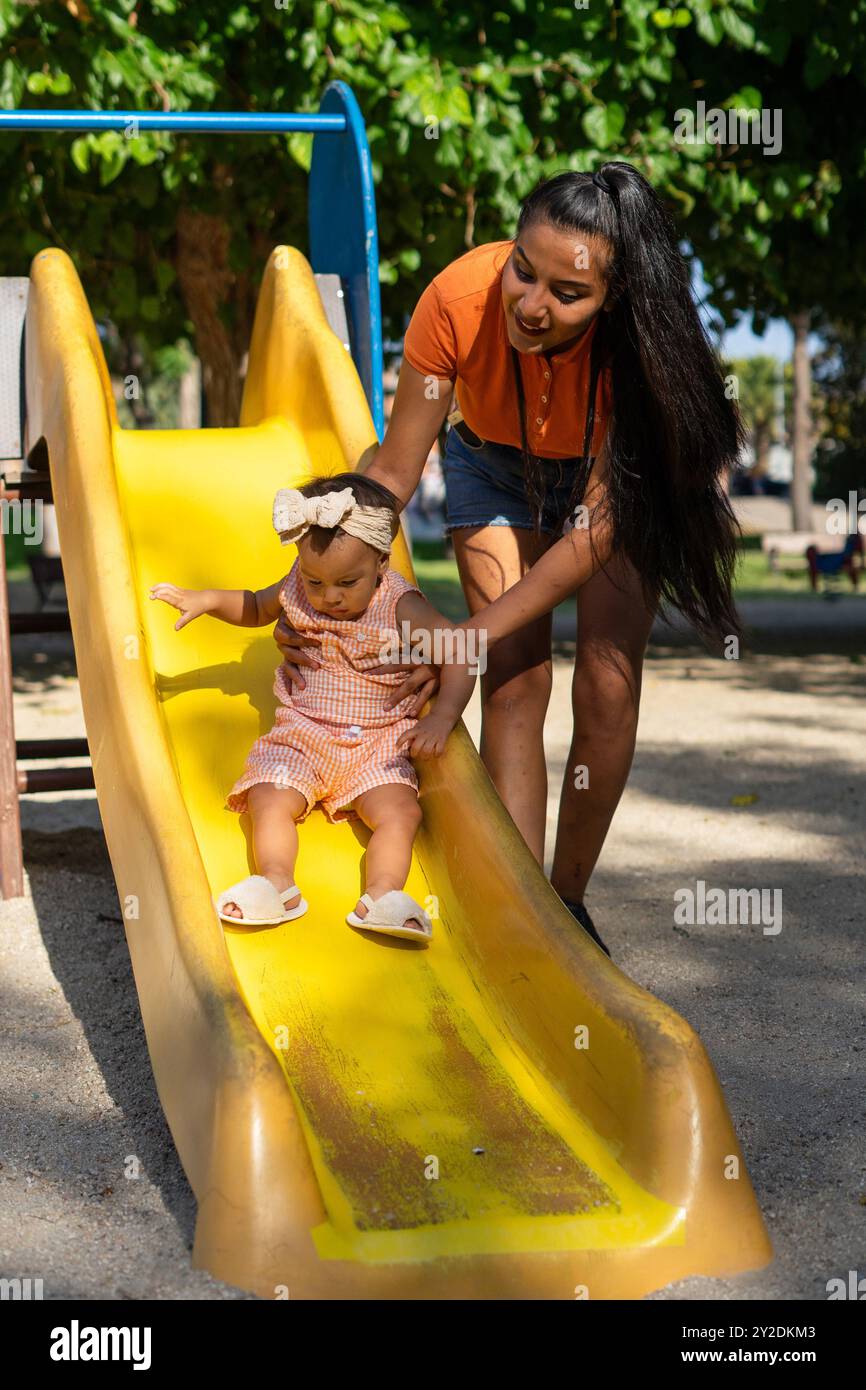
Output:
[275, 162, 743, 956]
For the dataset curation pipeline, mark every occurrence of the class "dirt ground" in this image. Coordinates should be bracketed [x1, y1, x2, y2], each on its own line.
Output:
[1, 621, 864, 1301]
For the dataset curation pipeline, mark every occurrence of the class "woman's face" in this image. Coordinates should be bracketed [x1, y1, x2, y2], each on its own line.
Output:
[501, 220, 612, 355]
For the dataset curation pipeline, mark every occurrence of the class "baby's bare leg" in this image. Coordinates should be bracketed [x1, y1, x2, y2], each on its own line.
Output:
[351, 784, 423, 924]
[223, 783, 308, 919]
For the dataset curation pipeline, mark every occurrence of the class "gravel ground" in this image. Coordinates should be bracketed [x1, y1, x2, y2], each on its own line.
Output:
[1, 612, 864, 1301]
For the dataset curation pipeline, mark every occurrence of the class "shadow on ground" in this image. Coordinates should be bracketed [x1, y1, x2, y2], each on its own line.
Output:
[23, 812, 203, 1258]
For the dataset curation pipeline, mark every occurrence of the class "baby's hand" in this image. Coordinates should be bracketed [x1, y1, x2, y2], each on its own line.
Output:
[396, 712, 454, 758]
[149, 583, 211, 630]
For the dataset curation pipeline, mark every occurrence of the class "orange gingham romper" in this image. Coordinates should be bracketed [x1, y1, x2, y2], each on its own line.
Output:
[226, 560, 423, 824]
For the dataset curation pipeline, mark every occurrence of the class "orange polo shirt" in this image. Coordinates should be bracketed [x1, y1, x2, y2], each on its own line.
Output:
[402, 239, 612, 459]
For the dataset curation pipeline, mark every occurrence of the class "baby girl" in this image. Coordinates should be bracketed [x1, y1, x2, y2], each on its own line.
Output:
[150, 473, 475, 943]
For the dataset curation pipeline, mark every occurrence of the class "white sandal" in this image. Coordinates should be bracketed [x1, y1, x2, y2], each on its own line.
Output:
[346, 890, 433, 942]
[216, 874, 308, 925]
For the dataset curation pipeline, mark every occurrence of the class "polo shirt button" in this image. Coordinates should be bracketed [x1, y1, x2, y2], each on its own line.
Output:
[541, 395, 548, 403]
[544, 371, 551, 379]
[536, 417, 543, 425]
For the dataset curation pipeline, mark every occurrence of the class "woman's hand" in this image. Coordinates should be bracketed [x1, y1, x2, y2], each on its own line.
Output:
[273, 610, 321, 689]
[149, 584, 211, 630]
[396, 711, 454, 758]
[367, 659, 440, 716]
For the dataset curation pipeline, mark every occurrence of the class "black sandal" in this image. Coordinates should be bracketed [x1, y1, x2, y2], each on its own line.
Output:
[559, 898, 612, 958]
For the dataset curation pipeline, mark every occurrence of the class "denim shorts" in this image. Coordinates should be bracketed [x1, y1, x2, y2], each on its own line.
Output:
[441, 424, 587, 535]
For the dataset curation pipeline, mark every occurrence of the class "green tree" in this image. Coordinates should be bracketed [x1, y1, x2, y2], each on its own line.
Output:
[811, 324, 866, 502]
[728, 356, 780, 480]
[1, 0, 864, 437]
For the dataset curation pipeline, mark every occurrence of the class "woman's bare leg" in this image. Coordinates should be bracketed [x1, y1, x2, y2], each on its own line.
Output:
[222, 782, 307, 918]
[451, 524, 555, 863]
[550, 552, 655, 904]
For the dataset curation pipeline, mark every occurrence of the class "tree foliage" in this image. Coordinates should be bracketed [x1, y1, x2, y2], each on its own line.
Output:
[0, 0, 863, 422]
[812, 324, 866, 500]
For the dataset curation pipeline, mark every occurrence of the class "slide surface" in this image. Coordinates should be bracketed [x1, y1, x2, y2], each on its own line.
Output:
[22, 244, 772, 1298]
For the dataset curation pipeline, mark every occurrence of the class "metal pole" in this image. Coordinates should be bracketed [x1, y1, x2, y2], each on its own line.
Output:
[0, 531, 24, 897]
[0, 111, 347, 133]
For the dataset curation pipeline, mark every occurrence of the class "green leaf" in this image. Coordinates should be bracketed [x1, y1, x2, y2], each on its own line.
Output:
[99, 150, 127, 187]
[695, 10, 724, 45]
[442, 85, 472, 124]
[582, 102, 625, 146]
[727, 86, 762, 111]
[70, 138, 91, 175]
[46, 71, 72, 96]
[0, 57, 25, 107]
[719, 8, 756, 48]
[803, 40, 837, 90]
[286, 131, 313, 172]
[642, 52, 672, 82]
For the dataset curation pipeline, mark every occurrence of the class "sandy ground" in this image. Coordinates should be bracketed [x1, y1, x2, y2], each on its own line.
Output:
[1, 617, 864, 1302]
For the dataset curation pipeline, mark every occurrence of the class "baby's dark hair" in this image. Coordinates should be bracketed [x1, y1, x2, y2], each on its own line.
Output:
[298, 472, 401, 551]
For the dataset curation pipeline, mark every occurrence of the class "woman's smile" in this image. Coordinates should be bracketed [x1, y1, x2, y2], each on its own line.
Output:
[513, 308, 548, 338]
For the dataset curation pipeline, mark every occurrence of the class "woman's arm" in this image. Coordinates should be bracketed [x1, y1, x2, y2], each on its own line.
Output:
[391, 590, 477, 756]
[356, 361, 454, 509]
[392, 591, 476, 721]
[459, 466, 615, 648]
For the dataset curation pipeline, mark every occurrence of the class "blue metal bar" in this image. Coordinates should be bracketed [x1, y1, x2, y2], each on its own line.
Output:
[1, 91, 384, 442]
[309, 82, 384, 439]
[0, 111, 346, 133]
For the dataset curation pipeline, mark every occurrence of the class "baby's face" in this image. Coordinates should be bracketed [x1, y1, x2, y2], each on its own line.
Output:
[297, 532, 389, 618]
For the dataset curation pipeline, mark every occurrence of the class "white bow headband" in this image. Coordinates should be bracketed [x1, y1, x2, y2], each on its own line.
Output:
[273, 486, 395, 552]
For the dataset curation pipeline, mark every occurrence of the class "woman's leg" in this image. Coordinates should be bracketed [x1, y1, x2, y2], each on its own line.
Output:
[451, 524, 555, 863]
[350, 783, 424, 927]
[222, 782, 307, 918]
[550, 552, 656, 904]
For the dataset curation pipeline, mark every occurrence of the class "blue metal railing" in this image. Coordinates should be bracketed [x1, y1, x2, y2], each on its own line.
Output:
[0, 82, 385, 436]
[0, 111, 346, 132]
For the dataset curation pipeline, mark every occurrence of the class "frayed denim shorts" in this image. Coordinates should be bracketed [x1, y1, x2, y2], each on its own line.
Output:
[441, 423, 586, 535]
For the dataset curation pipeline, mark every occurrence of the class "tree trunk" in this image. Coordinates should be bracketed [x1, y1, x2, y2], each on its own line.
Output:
[753, 422, 771, 478]
[178, 357, 202, 429]
[122, 337, 154, 427]
[174, 207, 254, 427]
[790, 311, 813, 531]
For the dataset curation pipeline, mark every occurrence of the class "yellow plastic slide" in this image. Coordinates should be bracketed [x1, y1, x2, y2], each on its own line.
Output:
[22, 244, 771, 1298]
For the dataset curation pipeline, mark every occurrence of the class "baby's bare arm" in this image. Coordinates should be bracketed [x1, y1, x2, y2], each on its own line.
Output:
[150, 577, 286, 629]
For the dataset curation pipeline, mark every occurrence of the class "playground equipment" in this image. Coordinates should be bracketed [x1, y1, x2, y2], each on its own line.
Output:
[806, 533, 863, 592]
[0, 86, 772, 1298]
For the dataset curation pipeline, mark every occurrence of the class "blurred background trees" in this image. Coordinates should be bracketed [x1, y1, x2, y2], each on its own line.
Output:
[1, 0, 863, 516]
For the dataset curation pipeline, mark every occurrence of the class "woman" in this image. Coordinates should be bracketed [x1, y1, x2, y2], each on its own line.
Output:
[276, 162, 742, 955]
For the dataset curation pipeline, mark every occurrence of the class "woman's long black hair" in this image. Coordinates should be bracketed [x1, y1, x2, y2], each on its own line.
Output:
[515, 162, 743, 643]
